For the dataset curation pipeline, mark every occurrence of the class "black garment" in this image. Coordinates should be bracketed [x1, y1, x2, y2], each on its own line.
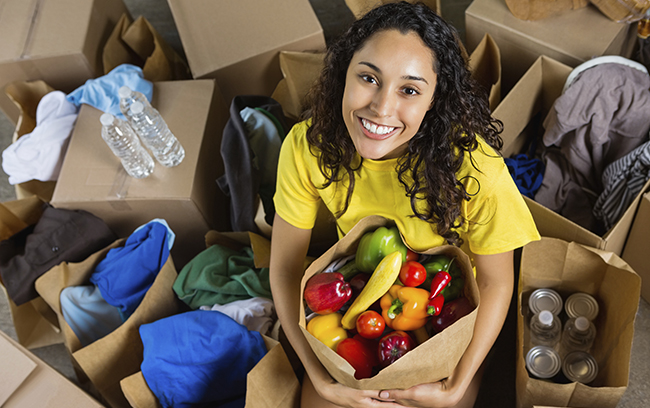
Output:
[0, 204, 117, 305]
[217, 95, 290, 233]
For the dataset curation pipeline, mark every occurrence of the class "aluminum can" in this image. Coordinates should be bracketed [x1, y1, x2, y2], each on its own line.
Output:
[565, 292, 599, 321]
[562, 351, 598, 384]
[529, 288, 563, 316]
[525, 346, 562, 379]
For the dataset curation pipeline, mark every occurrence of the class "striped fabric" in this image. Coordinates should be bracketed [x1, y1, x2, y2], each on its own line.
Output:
[593, 135, 650, 230]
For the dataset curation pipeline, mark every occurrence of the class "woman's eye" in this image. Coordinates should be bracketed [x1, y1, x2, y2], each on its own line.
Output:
[402, 87, 420, 96]
[360, 74, 377, 84]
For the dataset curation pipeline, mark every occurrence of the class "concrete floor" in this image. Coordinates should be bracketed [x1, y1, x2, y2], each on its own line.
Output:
[0, 0, 648, 407]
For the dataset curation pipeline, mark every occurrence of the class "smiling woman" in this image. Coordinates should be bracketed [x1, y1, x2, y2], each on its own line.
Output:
[342, 30, 437, 160]
[269, 2, 540, 407]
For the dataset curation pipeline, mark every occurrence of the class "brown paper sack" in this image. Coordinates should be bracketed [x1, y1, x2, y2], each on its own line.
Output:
[0, 196, 63, 348]
[119, 230, 303, 408]
[468, 33, 502, 112]
[505, 0, 589, 21]
[271, 51, 325, 122]
[590, 0, 650, 23]
[299, 215, 480, 390]
[4, 81, 58, 202]
[35, 240, 183, 408]
[103, 13, 191, 82]
[516, 238, 641, 408]
[345, 0, 441, 19]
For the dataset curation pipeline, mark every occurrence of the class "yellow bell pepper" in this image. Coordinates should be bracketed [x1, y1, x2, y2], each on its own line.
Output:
[306, 313, 348, 351]
[380, 285, 430, 331]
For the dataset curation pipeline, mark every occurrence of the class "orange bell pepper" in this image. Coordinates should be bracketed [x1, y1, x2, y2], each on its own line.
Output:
[380, 285, 430, 331]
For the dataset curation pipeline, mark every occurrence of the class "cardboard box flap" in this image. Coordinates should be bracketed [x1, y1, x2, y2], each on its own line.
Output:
[169, 0, 323, 77]
[0, 331, 103, 407]
[0, 0, 39, 61]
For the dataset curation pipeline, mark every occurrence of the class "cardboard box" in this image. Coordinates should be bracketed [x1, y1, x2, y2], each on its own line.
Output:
[0, 0, 129, 124]
[168, 0, 326, 105]
[0, 330, 102, 407]
[465, 0, 637, 96]
[492, 55, 650, 255]
[50, 79, 230, 268]
[517, 238, 640, 408]
[622, 191, 650, 302]
[299, 215, 480, 390]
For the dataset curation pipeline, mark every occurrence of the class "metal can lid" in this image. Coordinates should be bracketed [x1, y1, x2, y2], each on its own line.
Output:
[562, 351, 598, 384]
[565, 292, 599, 321]
[529, 288, 563, 316]
[526, 346, 562, 379]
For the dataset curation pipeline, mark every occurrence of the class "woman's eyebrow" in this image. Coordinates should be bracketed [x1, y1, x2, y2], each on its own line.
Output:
[358, 61, 428, 85]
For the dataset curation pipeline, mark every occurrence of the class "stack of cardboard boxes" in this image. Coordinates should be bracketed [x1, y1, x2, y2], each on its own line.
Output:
[0, 0, 647, 407]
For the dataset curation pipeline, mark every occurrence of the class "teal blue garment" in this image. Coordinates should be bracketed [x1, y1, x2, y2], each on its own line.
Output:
[173, 245, 272, 309]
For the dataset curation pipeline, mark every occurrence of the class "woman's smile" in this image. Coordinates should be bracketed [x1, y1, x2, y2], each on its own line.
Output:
[359, 117, 399, 140]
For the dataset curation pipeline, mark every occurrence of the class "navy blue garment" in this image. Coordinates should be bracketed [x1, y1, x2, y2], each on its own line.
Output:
[139, 310, 267, 408]
[505, 154, 545, 198]
[90, 221, 169, 320]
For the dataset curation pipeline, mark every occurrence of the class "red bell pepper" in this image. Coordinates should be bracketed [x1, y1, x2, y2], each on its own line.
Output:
[377, 330, 415, 368]
[337, 336, 377, 379]
[426, 295, 445, 316]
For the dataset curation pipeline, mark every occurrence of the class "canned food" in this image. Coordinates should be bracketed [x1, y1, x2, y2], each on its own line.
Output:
[525, 346, 562, 379]
[529, 288, 563, 316]
[565, 292, 599, 321]
[562, 351, 598, 384]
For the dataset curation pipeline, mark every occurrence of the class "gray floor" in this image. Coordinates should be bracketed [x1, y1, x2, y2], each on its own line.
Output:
[0, 1, 648, 407]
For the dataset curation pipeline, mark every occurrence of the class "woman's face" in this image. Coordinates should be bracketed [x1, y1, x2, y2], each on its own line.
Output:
[342, 29, 437, 160]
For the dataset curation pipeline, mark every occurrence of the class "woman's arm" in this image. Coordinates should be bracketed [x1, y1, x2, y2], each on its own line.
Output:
[377, 250, 515, 408]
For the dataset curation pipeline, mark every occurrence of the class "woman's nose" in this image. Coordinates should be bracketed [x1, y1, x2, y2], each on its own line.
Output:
[369, 88, 395, 117]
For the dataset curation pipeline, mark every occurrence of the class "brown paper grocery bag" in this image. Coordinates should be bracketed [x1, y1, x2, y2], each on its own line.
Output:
[345, 0, 441, 19]
[298, 215, 480, 390]
[103, 13, 190, 81]
[0, 196, 62, 349]
[468, 33, 502, 112]
[505, 0, 589, 21]
[35, 240, 182, 408]
[516, 238, 640, 408]
[4, 81, 57, 202]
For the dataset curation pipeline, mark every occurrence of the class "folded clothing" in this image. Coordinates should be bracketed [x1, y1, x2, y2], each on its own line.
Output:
[0, 204, 116, 306]
[1, 90, 78, 185]
[173, 244, 272, 309]
[60, 285, 123, 347]
[66, 63, 153, 119]
[140, 310, 267, 408]
[90, 220, 170, 320]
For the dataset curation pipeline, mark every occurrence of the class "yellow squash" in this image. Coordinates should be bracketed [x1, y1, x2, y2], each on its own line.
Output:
[341, 251, 403, 329]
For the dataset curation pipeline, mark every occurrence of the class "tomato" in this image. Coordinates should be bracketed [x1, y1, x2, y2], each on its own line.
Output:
[406, 249, 420, 263]
[377, 330, 416, 368]
[336, 337, 376, 379]
[398, 261, 427, 287]
[356, 310, 386, 339]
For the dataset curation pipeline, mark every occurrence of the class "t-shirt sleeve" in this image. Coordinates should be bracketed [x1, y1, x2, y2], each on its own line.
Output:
[273, 122, 321, 230]
[462, 147, 541, 255]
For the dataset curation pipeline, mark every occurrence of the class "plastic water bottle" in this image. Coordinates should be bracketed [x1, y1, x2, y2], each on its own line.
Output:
[529, 310, 561, 348]
[559, 316, 596, 357]
[99, 113, 154, 179]
[123, 100, 185, 168]
[118, 85, 150, 116]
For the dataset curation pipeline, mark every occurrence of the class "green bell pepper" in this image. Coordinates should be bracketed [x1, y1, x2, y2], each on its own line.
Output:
[355, 226, 408, 273]
[419, 255, 464, 303]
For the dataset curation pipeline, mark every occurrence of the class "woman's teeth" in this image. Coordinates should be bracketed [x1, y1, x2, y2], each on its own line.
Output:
[361, 118, 395, 135]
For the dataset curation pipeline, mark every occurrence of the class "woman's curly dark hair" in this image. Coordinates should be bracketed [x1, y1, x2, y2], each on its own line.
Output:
[303, 1, 503, 246]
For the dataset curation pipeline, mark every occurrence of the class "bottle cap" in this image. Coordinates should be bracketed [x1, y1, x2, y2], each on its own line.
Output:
[131, 101, 144, 114]
[100, 113, 115, 126]
[118, 86, 133, 99]
[575, 316, 590, 331]
[539, 310, 553, 326]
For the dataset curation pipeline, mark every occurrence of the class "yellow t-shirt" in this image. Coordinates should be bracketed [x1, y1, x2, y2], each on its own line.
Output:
[274, 120, 540, 255]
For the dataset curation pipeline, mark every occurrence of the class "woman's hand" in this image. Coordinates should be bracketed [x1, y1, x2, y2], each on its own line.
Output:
[373, 376, 466, 408]
[304, 373, 406, 408]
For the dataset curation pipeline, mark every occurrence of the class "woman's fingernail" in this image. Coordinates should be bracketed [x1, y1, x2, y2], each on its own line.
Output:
[379, 391, 389, 399]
